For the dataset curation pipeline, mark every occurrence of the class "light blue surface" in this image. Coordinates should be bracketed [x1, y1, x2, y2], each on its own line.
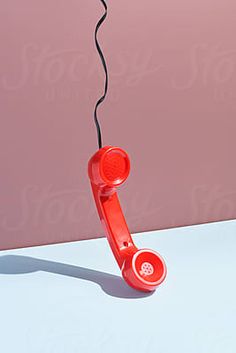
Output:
[0, 220, 236, 353]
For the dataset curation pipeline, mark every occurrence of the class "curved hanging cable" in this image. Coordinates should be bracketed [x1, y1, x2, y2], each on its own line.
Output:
[94, 0, 108, 149]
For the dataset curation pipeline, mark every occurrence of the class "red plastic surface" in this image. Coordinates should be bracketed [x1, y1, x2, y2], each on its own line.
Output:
[88, 146, 167, 292]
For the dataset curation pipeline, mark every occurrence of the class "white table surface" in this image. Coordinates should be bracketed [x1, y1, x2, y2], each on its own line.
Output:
[0, 220, 236, 353]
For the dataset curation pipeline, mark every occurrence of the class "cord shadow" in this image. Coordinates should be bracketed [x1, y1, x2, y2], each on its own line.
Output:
[0, 255, 152, 299]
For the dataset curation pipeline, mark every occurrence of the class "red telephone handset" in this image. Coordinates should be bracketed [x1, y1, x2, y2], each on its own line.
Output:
[88, 146, 166, 292]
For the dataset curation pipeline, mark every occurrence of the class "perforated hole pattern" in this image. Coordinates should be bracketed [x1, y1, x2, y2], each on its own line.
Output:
[102, 151, 127, 182]
[140, 262, 154, 276]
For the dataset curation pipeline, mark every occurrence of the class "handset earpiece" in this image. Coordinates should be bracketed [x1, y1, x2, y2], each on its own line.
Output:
[88, 146, 166, 292]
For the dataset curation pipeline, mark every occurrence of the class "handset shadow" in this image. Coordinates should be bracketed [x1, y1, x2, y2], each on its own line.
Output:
[0, 255, 153, 299]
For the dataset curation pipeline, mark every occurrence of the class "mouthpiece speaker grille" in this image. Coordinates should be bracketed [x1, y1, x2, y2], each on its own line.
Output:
[103, 150, 128, 183]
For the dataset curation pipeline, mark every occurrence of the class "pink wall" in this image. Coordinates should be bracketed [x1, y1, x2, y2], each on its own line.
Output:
[0, 1, 236, 250]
